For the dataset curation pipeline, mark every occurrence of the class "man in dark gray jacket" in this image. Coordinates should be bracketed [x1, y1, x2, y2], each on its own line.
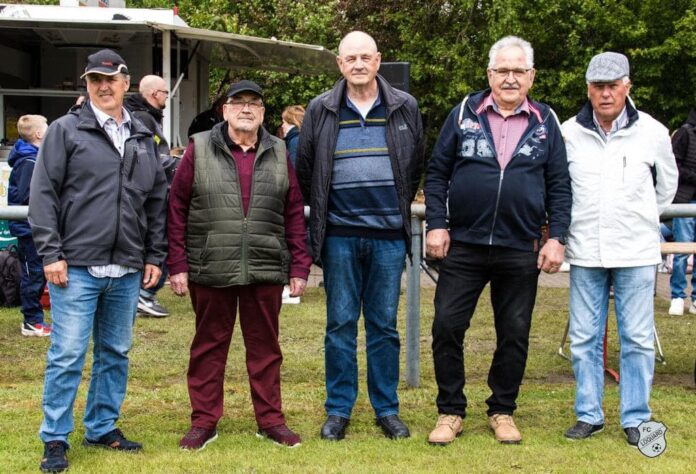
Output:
[296, 31, 424, 441]
[29, 49, 167, 473]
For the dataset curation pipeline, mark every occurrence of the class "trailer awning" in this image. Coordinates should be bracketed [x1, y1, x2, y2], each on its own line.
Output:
[0, 4, 336, 75]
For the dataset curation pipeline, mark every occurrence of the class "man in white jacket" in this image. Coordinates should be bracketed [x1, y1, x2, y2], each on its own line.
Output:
[561, 52, 677, 447]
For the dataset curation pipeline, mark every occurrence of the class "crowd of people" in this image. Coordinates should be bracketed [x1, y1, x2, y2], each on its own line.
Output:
[4, 28, 690, 472]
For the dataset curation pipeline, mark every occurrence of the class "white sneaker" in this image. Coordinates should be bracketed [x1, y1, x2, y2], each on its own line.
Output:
[689, 300, 696, 315]
[669, 298, 684, 316]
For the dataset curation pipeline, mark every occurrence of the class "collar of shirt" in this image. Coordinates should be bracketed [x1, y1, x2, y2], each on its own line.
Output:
[481, 93, 531, 118]
[90, 101, 131, 129]
[90, 101, 131, 158]
[222, 129, 258, 154]
[593, 105, 628, 142]
[345, 90, 381, 125]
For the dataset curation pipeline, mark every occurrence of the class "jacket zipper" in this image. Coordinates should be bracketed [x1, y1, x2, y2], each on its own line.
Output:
[489, 170, 505, 245]
[110, 159, 124, 262]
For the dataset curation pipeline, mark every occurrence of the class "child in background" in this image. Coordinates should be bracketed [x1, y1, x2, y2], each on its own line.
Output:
[8, 115, 50, 337]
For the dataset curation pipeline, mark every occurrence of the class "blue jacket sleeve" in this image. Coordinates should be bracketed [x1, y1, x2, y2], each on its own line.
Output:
[424, 106, 460, 230]
[543, 115, 572, 239]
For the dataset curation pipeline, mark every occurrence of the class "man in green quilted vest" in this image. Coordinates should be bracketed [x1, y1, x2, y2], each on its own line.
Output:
[167, 80, 312, 449]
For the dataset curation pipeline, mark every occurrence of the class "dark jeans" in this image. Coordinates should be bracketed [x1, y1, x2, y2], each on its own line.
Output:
[432, 242, 539, 417]
[17, 235, 46, 325]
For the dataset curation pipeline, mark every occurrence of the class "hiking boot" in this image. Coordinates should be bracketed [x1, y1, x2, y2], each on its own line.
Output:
[179, 426, 218, 451]
[40, 440, 69, 473]
[624, 427, 640, 447]
[22, 322, 51, 337]
[488, 414, 522, 444]
[428, 414, 463, 446]
[137, 295, 169, 317]
[668, 298, 684, 316]
[257, 424, 302, 447]
[564, 421, 604, 440]
[83, 428, 142, 451]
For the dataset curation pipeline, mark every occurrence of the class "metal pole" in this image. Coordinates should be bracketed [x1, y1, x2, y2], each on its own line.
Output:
[405, 214, 422, 388]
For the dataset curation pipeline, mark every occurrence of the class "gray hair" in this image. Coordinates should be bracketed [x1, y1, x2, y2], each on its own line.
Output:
[488, 36, 534, 69]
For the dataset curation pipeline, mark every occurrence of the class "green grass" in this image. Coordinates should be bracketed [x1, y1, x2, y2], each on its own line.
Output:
[1, 286, 695, 473]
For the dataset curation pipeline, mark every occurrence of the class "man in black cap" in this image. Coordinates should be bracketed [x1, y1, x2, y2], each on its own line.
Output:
[562, 52, 677, 445]
[168, 80, 311, 449]
[30, 49, 168, 472]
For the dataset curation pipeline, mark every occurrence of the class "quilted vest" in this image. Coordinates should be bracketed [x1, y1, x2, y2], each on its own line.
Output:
[187, 125, 289, 286]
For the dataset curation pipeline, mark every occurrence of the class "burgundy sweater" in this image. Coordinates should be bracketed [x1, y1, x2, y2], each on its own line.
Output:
[167, 137, 311, 281]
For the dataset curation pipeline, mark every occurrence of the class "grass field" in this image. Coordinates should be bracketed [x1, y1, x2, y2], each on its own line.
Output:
[1, 285, 694, 473]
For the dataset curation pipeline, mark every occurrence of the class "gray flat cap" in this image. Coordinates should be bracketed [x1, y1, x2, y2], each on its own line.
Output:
[585, 52, 630, 82]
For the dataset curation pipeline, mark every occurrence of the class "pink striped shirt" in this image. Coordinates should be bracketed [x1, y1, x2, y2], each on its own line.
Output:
[478, 94, 538, 170]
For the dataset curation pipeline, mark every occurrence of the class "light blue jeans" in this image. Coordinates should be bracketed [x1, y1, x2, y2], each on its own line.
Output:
[39, 267, 141, 443]
[670, 214, 696, 299]
[569, 265, 655, 428]
[321, 236, 406, 419]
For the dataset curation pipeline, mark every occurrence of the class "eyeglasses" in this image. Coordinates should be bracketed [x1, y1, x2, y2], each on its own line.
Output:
[155, 90, 170, 97]
[227, 99, 264, 110]
[490, 68, 532, 78]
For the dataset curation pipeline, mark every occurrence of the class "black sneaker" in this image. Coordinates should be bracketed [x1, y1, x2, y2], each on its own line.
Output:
[564, 421, 604, 440]
[137, 295, 169, 317]
[624, 427, 640, 447]
[83, 428, 143, 451]
[40, 440, 69, 473]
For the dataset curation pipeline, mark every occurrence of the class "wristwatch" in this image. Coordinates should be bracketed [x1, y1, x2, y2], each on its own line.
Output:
[550, 235, 567, 245]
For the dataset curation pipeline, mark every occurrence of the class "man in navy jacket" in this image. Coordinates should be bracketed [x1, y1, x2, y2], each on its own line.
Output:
[424, 36, 571, 446]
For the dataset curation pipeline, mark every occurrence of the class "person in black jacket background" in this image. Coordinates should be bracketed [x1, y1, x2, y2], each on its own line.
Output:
[125, 74, 173, 317]
[668, 108, 696, 316]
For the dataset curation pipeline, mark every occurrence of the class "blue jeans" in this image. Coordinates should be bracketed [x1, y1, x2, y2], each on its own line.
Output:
[569, 265, 655, 428]
[39, 267, 141, 443]
[17, 235, 46, 325]
[670, 214, 696, 299]
[321, 236, 406, 419]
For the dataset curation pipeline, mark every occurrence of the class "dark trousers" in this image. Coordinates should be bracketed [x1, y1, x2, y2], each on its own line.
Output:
[187, 282, 285, 430]
[17, 235, 46, 325]
[432, 242, 539, 417]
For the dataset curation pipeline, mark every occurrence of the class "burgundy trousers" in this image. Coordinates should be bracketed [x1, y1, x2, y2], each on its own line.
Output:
[187, 282, 285, 430]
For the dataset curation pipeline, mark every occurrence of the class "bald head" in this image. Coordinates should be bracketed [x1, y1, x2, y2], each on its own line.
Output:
[139, 75, 168, 110]
[338, 31, 378, 57]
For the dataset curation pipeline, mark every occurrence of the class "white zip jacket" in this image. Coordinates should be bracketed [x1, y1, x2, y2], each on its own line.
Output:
[562, 102, 677, 268]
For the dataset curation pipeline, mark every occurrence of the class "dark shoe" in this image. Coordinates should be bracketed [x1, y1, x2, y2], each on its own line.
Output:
[257, 424, 302, 448]
[564, 421, 604, 440]
[40, 441, 69, 473]
[376, 414, 410, 439]
[179, 426, 218, 451]
[624, 427, 640, 447]
[137, 295, 169, 317]
[320, 415, 349, 441]
[83, 428, 142, 451]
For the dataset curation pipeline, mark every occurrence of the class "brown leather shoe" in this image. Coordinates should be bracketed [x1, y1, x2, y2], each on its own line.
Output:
[488, 414, 521, 444]
[428, 414, 463, 446]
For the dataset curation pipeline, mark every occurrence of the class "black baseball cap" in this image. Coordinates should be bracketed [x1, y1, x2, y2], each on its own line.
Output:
[226, 80, 263, 99]
[80, 49, 129, 79]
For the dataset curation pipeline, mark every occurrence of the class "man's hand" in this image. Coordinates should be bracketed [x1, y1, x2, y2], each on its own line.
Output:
[44, 260, 68, 288]
[288, 277, 307, 297]
[142, 264, 162, 289]
[170, 272, 189, 296]
[538, 239, 565, 274]
[426, 229, 451, 260]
